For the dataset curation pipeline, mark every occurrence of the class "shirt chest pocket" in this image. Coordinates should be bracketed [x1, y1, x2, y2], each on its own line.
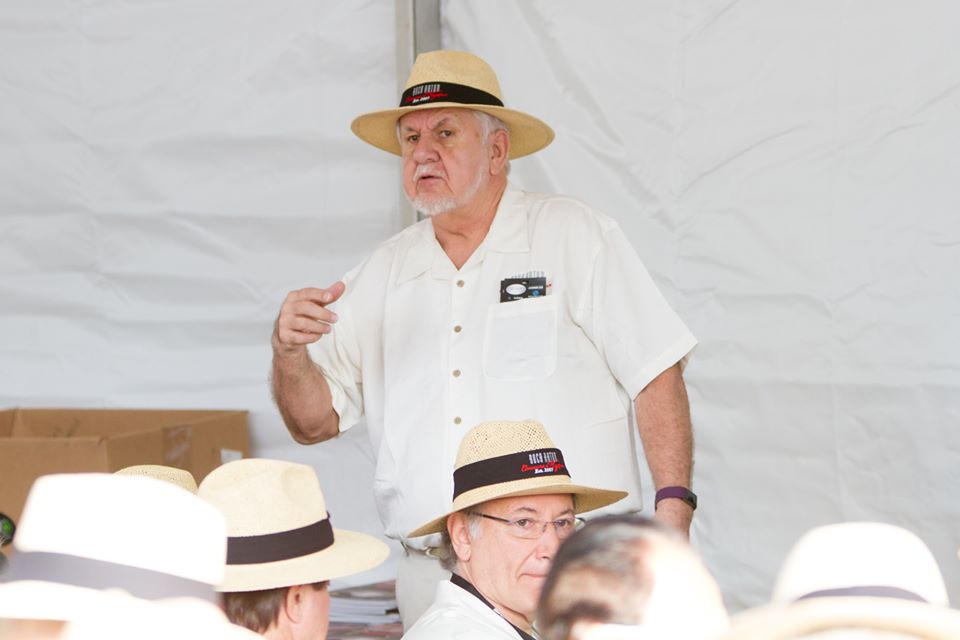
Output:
[482, 295, 558, 380]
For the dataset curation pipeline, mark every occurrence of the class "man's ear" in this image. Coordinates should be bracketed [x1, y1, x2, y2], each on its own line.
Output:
[283, 584, 306, 624]
[448, 512, 474, 563]
[489, 128, 510, 175]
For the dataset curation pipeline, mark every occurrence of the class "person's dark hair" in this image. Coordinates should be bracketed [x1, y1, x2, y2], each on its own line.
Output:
[222, 581, 328, 633]
[537, 514, 678, 640]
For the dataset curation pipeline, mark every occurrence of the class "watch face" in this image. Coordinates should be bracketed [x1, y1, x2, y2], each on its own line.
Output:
[0, 513, 14, 546]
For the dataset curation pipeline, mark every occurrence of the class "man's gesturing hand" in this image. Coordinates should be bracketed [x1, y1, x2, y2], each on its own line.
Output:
[272, 281, 346, 354]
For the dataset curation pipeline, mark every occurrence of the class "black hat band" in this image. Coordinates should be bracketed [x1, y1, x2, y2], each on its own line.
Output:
[227, 517, 334, 565]
[453, 448, 570, 500]
[400, 81, 504, 108]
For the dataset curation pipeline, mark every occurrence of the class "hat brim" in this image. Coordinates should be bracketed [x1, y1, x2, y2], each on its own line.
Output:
[407, 476, 628, 538]
[217, 528, 389, 592]
[723, 597, 960, 639]
[62, 596, 261, 640]
[0, 580, 124, 621]
[351, 103, 555, 160]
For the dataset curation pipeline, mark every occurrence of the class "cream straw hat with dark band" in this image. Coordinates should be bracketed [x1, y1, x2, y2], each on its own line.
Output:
[722, 522, 960, 639]
[351, 50, 554, 160]
[198, 458, 389, 593]
[115, 464, 198, 494]
[408, 420, 627, 538]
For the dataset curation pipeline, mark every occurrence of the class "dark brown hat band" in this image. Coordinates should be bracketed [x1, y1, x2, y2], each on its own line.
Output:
[227, 517, 334, 565]
[452, 448, 569, 500]
[400, 81, 504, 108]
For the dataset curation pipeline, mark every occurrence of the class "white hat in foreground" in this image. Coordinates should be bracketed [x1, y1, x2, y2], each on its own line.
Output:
[408, 420, 627, 537]
[61, 595, 260, 640]
[0, 473, 226, 622]
[199, 458, 389, 592]
[723, 522, 960, 639]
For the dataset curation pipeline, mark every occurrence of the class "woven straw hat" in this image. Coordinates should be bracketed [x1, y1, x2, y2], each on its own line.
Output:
[0, 473, 227, 622]
[408, 420, 627, 537]
[115, 464, 198, 493]
[722, 522, 960, 639]
[198, 458, 389, 592]
[351, 50, 554, 159]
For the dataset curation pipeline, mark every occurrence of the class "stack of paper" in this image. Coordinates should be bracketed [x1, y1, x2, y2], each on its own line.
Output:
[329, 580, 401, 625]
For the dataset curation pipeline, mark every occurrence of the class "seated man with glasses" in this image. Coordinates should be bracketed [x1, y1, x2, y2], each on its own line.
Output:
[403, 420, 627, 640]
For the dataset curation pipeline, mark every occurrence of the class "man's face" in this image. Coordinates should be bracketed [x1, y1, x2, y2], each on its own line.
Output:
[457, 494, 575, 625]
[397, 108, 491, 217]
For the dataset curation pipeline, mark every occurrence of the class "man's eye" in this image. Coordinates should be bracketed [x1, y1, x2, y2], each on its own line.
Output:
[439, 129, 453, 138]
[554, 518, 574, 530]
[406, 134, 419, 143]
[513, 518, 534, 529]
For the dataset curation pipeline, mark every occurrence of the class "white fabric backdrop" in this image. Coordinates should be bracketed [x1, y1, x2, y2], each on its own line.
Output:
[2, 0, 959, 610]
[443, 0, 960, 610]
[0, 0, 403, 585]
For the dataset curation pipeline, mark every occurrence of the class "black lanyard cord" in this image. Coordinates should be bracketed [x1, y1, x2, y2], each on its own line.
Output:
[450, 573, 537, 640]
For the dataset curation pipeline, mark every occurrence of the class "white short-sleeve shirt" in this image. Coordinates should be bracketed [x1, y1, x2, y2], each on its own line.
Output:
[401, 580, 522, 640]
[308, 184, 697, 546]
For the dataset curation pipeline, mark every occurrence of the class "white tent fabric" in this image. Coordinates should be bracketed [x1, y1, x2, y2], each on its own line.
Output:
[0, 0, 403, 584]
[443, 0, 960, 610]
[2, 0, 959, 609]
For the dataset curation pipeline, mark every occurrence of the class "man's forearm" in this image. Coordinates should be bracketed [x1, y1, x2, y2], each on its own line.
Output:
[271, 342, 340, 444]
[634, 363, 694, 533]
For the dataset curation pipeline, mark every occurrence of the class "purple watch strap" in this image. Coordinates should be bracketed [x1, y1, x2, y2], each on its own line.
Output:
[655, 486, 697, 510]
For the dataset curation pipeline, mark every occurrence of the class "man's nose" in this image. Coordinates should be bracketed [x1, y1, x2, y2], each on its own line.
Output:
[411, 135, 439, 162]
[535, 523, 563, 558]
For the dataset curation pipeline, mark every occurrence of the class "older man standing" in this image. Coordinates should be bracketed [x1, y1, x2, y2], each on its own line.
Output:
[271, 50, 698, 625]
[403, 420, 627, 639]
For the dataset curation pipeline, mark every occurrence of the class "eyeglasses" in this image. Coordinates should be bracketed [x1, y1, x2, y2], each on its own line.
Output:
[468, 511, 584, 540]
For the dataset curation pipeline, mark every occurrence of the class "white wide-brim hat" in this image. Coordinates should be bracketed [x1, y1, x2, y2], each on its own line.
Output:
[198, 458, 389, 592]
[61, 595, 261, 640]
[114, 464, 198, 493]
[351, 50, 554, 160]
[722, 522, 960, 639]
[408, 419, 628, 538]
[0, 473, 226, 622]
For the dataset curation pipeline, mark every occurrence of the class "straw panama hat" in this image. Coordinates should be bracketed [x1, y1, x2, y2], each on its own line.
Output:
[115, 464, 198, 493]
[351, 49, 555, 159]
[722, 522, 960, 639]
[198, 458, 389, 592]
[408, 419, 628, 538]
[0, 473, 227, 622]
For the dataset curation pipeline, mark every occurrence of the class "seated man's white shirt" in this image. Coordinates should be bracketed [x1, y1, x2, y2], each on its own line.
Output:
[401, 580, 522, 640]
[308, 183, 697, 547]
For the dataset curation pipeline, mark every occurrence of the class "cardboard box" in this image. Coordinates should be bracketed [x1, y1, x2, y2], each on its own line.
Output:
[0, 408, 249, 527]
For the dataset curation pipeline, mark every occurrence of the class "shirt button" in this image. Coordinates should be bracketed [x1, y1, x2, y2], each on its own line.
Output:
[456, 280, 465, 288]
[453, 325, 462, 333]
[454, 417, 462, 425]
[452, 369, 461, 378]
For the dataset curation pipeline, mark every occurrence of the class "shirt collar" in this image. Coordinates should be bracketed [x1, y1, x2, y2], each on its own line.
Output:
[395, 183, 529, 285]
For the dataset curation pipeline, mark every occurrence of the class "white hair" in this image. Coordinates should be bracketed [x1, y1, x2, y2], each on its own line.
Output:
[435, 508, 486, 572]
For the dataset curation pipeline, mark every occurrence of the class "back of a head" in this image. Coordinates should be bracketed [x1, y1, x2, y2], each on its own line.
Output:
[537, 514, 728, 640]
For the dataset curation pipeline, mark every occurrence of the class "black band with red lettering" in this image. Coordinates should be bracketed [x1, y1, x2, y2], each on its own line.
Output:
[453, 448, 569, 499]
[400, 82, 504, 108]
